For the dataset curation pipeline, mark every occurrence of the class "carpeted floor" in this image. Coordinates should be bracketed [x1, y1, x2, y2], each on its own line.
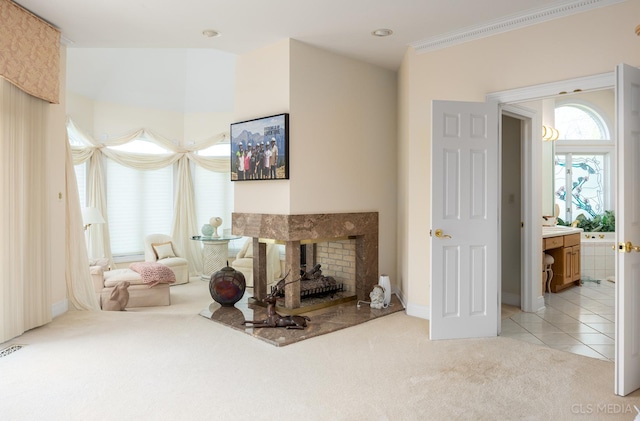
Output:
[1, 279, 639, 420]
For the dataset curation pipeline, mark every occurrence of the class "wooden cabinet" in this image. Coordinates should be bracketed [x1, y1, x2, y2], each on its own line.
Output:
[544, 233, 581, 293]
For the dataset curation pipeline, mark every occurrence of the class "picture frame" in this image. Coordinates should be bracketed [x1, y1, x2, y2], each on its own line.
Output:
[230, 113, 289, 181]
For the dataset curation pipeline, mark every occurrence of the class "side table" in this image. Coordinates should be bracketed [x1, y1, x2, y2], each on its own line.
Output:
[191, 235, 241, 281]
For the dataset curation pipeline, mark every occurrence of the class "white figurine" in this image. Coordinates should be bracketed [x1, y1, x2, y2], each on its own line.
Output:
[369, 285, 386, 309]
[209, 217, 222, 238]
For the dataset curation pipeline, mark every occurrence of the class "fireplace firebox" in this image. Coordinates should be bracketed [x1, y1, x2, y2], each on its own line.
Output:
[231, 212, 378, 309]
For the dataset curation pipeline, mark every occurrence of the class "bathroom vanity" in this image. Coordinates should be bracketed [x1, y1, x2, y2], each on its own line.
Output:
[542, 226, 583, 293]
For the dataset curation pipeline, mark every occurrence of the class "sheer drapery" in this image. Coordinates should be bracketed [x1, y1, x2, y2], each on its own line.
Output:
[64, 140, 100, 311]
[67, 118, 229, 275]
[172, 156, 203, 274]
[0, 78, 52, 343]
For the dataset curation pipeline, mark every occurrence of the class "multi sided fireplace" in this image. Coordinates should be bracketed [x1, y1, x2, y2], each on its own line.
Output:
[231, 212, 378, 309]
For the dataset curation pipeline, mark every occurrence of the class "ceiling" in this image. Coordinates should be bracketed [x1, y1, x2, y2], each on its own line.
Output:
[13, 0, 611, 112]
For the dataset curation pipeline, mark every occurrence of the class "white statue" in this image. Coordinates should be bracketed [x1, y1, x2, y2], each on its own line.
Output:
[209, 217, 222, 238]
[369, 285, 386, 309]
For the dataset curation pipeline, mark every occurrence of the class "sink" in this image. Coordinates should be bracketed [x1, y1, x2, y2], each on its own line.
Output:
[542, 225, 582, 238]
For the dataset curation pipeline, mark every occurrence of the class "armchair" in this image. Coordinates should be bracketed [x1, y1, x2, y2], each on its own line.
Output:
[231, 239, 282, 288]
[144, 234, 189, 285]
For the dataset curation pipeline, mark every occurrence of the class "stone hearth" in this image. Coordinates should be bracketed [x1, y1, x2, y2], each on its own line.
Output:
[200, 291, 404, 346]
[232, 212, 378, 309]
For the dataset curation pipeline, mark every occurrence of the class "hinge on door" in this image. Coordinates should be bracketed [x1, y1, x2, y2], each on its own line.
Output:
[566, 168, 571, 175]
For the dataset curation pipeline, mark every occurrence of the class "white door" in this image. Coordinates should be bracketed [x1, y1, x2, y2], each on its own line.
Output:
[430, 100, 499, 340]
[615, 63, 640, 396]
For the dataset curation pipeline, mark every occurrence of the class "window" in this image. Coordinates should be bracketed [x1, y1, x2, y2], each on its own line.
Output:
[194, 143, 234, 235]
[106, 160, 174, 256]
[103, 139, 174, 257]
[554, 102, 612, 224]
[555, 104, 610, 141]
[555, 154, 607, 221]
[74, 162, 87, 208]
[70, 132, 234, 258]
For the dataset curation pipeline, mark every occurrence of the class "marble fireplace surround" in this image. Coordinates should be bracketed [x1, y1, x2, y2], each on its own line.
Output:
[231, 212, 378, 309]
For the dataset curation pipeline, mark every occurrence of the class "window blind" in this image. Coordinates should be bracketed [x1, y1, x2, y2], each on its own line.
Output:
[106, 160, 174, 256]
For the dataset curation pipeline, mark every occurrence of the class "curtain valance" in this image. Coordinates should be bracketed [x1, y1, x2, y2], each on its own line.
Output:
[67, 118, 229, 172]
[0, 0, 60, 104]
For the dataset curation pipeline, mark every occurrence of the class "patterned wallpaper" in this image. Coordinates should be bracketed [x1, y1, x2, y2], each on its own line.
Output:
[0, 0, 60, 104]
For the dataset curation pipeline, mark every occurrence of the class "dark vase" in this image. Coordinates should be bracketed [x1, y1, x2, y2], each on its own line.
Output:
[209, 266, 246, 307]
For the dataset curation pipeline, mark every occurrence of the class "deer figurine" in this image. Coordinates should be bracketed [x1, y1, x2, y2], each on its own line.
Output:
[242, 275, 310, 329]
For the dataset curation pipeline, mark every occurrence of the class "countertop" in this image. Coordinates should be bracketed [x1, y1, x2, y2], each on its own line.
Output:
[542, 226, 583, 238]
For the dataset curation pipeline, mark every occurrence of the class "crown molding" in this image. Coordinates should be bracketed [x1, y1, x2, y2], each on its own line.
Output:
[411, 0, 626, 53]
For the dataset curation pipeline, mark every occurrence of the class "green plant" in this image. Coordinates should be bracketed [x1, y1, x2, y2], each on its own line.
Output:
[572, 210, 615, 232]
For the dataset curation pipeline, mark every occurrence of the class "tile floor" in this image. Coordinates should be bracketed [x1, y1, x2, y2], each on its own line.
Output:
[501, 279, 615, 361]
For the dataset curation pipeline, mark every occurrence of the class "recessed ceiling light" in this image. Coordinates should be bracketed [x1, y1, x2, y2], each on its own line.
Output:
[202, 29, 221, 38]
[371, 28, 393, 37]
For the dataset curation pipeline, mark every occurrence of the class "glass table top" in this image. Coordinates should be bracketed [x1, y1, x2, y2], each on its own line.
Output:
[191, 235, 242, 242]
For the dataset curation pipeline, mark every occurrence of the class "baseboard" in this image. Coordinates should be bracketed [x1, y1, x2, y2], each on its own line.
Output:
[51, 299, 68, 319]
[501, 292, 520, 307]
[406, 301, 430, 320]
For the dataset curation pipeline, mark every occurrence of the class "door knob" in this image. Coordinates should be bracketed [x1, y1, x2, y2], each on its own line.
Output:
[434, 229, 452, 239]
[618, 241, 640, 253]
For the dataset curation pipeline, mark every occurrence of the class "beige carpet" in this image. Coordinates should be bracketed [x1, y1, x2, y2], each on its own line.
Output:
[1, 279, 638, 420]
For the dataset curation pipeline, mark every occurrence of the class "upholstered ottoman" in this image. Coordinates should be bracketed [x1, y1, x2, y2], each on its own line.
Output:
[102, 269, 171, 308]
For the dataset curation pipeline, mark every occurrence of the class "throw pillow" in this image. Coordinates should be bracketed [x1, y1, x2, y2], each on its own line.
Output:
[152, 241, 176, 260]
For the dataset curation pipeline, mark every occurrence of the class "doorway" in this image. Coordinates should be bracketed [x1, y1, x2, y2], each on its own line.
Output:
[501, 115, 523, 311]
[496, 85, 616, 362]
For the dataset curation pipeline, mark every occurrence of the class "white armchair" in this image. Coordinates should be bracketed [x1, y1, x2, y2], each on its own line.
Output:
[144, 234, 189, 285]
[231, 239, 281, 288]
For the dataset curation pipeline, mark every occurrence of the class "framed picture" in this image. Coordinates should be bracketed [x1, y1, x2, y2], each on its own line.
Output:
[230, 113, 289, 181]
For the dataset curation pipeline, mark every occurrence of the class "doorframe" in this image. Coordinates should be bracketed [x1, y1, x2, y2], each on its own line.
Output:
[500, 104, 541, 313]
[487, 71, 615, 314]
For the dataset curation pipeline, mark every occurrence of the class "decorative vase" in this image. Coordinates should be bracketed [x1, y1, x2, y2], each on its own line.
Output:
[201, 223, 214, 237]
[210, 266, 246, 307]
[378, 274, 392, 306]
[209, 217, 222, 238]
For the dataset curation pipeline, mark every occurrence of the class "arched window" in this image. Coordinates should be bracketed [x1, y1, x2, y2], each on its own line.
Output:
[555, 104, 610, 141]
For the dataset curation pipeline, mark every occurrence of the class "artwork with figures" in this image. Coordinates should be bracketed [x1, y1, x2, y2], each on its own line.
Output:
[230, 113, 289, 181]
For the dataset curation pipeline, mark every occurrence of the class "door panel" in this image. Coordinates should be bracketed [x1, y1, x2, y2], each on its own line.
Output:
[431, 100, 498, 340]
[615, 63, 640, 396]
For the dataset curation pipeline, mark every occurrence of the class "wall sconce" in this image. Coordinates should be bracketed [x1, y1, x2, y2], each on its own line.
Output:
[81, 207, 105, 230]
[542, 125, 559, 142]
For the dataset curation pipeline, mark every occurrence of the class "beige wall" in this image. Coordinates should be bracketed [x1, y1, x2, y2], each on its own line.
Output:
[233, 39, 399, 284]
[399, 1, 640, 315]
[233, 39, 291, 214]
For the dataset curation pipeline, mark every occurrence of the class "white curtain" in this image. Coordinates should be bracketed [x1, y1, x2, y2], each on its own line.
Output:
[172, 156, 203, 274]
[67, 118, 229, 275]
[64, 140, 100, 311]
[0, 79, 52, 343]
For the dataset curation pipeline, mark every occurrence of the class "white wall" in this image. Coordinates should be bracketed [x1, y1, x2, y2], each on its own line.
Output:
[66, 95, 231, 147]
[398, 0, 640, 314]
[233, 39, 399, 284]
[233, 39, 291, 214]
